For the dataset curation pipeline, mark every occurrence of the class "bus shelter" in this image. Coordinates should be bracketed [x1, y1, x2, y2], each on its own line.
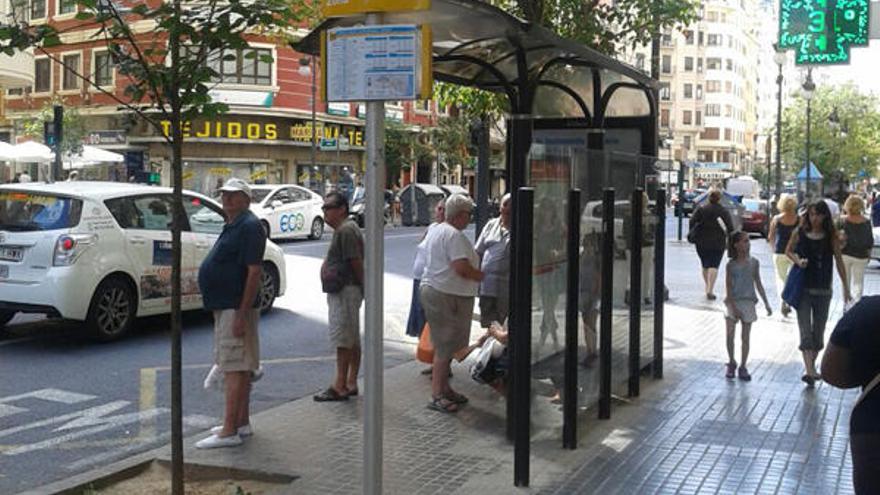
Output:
[297, 0, 667, 486]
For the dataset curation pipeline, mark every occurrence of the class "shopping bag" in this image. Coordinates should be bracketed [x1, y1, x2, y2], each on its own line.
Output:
[782, 265, 805, 310]
[416, 323, 434, 364]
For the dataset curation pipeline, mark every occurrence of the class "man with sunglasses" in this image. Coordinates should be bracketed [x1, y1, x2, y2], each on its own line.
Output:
[315, 191, 365, 401]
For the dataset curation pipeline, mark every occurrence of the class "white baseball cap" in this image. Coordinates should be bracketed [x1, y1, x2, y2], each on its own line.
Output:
[218, 178, 252, 198]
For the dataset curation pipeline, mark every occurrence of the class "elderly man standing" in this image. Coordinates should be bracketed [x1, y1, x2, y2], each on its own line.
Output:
[474, 193, 511, 327]
[420, 194, 483, 413]
[315, 191, 365, 402]
[196, 178, 265, 449]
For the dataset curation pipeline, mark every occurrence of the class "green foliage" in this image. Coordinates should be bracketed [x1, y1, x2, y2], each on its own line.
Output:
[430, 115, 471, 171]
[385, 119, 431, 185]
[780, 83, 880, 182]
[21, 96, 86, 155]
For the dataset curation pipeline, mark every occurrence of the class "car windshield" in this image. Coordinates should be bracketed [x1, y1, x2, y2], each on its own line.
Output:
[251, 189, 272, 203]
[0, 191, 83, 231]
[742, 200, 763, 212]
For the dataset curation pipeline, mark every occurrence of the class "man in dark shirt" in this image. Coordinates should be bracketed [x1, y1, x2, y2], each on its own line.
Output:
[822, 295, 880, 494]
[195, 178, 266, 448]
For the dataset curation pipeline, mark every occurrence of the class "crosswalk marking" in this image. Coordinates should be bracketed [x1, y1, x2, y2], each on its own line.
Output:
[0, 388, 95, 405]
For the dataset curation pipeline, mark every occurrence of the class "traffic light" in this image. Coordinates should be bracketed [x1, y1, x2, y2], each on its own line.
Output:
[43, 121, 56, 146]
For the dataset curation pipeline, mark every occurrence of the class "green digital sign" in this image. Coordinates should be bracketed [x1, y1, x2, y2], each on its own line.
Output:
[779, 0, 870, 65]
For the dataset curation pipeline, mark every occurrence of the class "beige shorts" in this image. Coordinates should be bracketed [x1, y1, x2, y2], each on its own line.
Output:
[420, 285, 474, 361]
[328, 285, 363, 349]
[213, 309, 260, 372]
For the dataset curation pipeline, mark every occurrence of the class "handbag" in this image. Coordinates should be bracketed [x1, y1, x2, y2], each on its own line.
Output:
[686, 221, 701, 244]
[781, 264, 805, 310]
[416, 323, 434, 364]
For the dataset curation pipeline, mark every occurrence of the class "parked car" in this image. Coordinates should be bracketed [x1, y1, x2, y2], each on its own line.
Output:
[673, 189, 704, 217]
[0, 182, 287, 341]
[692, 190, 745, 232]
[741, 198, 769, 237]
[248, 184, 324, 240]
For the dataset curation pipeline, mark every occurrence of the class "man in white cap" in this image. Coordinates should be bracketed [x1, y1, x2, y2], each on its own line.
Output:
[195, 178, 266, 448]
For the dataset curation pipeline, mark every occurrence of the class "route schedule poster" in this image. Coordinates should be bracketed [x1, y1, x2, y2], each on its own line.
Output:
[325, 24, 424, 101]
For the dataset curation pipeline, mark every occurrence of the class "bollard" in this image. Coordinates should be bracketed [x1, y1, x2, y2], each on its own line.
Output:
[563, 189, 580, 449]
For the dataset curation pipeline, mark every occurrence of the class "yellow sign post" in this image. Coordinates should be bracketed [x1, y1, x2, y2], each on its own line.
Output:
[321, 0, 430, 17]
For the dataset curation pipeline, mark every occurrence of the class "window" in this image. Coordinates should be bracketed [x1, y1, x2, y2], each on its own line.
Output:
[10, 0, 29, 22]
[707, 34, 721, 46]
[31, 0, 46, 19]
[660, 109, 670, 127]
[661, 34, 672, 46]
[696, 84, 703, 99]
[725, 81, 733, 93]
[683, 135, 692, 149]
[706, 11, 718, 22]
[706, 80, 721, 93]
[34, 58, 50, 93]
[683, 110, 692, 125]
[661, 55, 671, 74]
[269, 189, 294, 204]
[684, 30, 694, 44]
[707, 57, 722, 70]
[726, 59, 734, 71]
[93, 51, 113, 87]
[683, 83, 693, 98]
[105, 195, 175, 230]
[701, 127, 719, 140]
[659, 82, 671, 100]
[206, 47, 272, 86]
[635, 53, 646, 71]
[724, 105, 733, 117]
[7, 88, 25, 96]
[724, 128, 732, 140]
[183, 196, 225, 235]
[62, 53, 80, 90]
[697, 57, 703, 72]
[705, 104, 721, 116]
[415, 100, 432, 112]
[57, 0, 75, 15]
[698, 31, 704, 45]
[684, 57, 694, 71]
[695, 111, 702, 125]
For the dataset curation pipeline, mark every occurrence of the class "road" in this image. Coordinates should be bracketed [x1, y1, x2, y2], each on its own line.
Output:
[0, 226, 433, 494]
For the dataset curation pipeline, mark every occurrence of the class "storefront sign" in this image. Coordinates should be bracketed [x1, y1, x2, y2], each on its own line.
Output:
[85, 130, 127, 146]
[327, 102, 350, 116]
[158, 118, 364, 147]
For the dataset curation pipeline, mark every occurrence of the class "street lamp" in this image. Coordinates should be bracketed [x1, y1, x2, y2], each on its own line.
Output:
[299, 56, 318, 180]
[802, 68, 815, 201]
[773, 44, 786, 199]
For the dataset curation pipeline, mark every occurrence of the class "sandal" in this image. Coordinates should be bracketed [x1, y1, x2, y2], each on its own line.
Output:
[345, 388, 359, 397]
[445, 391, 468, 405]
[427, 396, 459, 413]
[314, 387, 349, 402]
[420, 367, 453, 377]
[801, 374, 815, 387]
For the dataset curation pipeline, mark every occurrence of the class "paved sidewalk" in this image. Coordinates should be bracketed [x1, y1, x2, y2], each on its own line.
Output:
[32, 238, 871, 494]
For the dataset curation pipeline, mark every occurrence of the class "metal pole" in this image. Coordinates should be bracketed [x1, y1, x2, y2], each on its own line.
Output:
[563, 189, 580, 449]
[363, 13, 384, 495]
[806, 96, 811, 201]
[52, 105, 63, 182]
[628, 188, 643, 398]
[653, 189, 665, 379]
[311, 58, 318, 170]
[512, 186, 534, 487]
[775, 63, 783, 198]
[599, 188, 614, 420]
[676, 161, 684, 241]
[475, 117, 490, 239]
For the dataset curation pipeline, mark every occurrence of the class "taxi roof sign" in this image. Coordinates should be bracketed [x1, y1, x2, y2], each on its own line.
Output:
[321, 0, 430, 17]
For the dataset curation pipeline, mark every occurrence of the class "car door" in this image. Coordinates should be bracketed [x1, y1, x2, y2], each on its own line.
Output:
[183, 194, 226, 309]
[283, 187, 311, 238]
[268, 188, 298, 239]
[105, 194, 195, 315]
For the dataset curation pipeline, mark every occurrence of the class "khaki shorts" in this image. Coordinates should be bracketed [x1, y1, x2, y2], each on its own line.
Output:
[420, 285, 474, 361]
[213, 309, 260, 372]
[328, 285, 363, 349]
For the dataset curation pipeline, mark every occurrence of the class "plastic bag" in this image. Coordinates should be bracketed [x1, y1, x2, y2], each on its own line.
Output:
[416, 323, 434, 364]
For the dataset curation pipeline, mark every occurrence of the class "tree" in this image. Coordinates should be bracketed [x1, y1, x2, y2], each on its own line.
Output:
[0, 2, 301, 493]
[385, 119, 431, 186]
[780, 83, 880, 183]
[21, 96, 87, 156]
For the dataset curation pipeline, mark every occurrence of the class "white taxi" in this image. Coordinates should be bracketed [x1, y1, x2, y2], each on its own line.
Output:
[249, 184, 324, 240]
[0, 182, 287, 341]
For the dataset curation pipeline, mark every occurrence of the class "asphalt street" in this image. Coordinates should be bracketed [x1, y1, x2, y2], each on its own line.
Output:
[0, 225, 433, 494]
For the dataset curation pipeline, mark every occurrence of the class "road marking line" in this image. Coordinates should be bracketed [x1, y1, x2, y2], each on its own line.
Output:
[0, 401, 130, 439]
[0, 404, 26, 418]
[0, 388, 95, 405]
[138, 368, 157, 439]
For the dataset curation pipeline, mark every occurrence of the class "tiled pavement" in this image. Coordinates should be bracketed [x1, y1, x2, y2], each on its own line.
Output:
[38, 238, 876, 494]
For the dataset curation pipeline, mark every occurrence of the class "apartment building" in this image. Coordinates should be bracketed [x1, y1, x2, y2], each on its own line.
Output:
[0, 0, 35, 144]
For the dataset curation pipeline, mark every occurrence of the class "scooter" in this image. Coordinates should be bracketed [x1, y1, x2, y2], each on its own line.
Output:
[349, 194, 391, 227]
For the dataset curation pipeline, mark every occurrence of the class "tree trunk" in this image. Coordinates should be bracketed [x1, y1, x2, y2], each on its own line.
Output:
[169, 109, 185, 495]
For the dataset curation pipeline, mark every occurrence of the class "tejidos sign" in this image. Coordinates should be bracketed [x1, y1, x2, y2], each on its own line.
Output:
[157, 117, 365, 146]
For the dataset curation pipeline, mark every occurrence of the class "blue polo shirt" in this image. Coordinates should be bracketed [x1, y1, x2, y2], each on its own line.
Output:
[198, 209, 266, 310]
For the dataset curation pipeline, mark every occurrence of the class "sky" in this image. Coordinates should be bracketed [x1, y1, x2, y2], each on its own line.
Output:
[813, 40, 880, 96]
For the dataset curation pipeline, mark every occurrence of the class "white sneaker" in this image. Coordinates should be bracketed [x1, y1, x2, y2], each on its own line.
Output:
[210, 424, 253, 437]
[195, 433, 242, 449]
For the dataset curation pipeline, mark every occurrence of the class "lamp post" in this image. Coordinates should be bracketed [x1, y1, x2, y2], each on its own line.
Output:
[802, 68, 815, 201]
[774, 44, 785, 199]
[663, 133, 673, 205]
[299, 56, 318, 185]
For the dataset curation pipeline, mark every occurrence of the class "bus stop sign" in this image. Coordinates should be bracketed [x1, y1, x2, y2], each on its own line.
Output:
[779, 0, 870, 65]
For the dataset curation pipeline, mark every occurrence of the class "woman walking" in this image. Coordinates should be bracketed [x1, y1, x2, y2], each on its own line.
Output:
[723, 231, 772, 381]
[767, 194, 799, 316]
[690, 189, 734, 300]
[839, 194, 873, 303]
[785, 200, 851, 387]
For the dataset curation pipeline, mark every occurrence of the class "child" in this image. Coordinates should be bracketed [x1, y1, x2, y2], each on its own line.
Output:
[724, 231, 772, 381]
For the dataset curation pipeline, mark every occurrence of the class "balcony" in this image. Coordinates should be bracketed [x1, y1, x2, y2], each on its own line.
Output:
[0, 49, 34, 89]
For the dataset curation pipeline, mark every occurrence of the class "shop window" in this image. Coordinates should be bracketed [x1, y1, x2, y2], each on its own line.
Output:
[34, 58, 51, 93]
[62, 53, 80, 90]
[93, 51, 113, 87]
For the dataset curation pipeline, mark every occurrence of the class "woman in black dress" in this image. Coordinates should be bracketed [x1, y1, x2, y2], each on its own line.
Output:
[690, 189, 734, 299]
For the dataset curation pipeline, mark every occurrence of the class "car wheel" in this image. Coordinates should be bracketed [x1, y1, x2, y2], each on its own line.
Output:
[309, 217, 324, 240]
[0, 310, 16, 327]
[258, 263, 278, 314]
[261, 220, 271, 239]
[86, 277, 136, 341]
